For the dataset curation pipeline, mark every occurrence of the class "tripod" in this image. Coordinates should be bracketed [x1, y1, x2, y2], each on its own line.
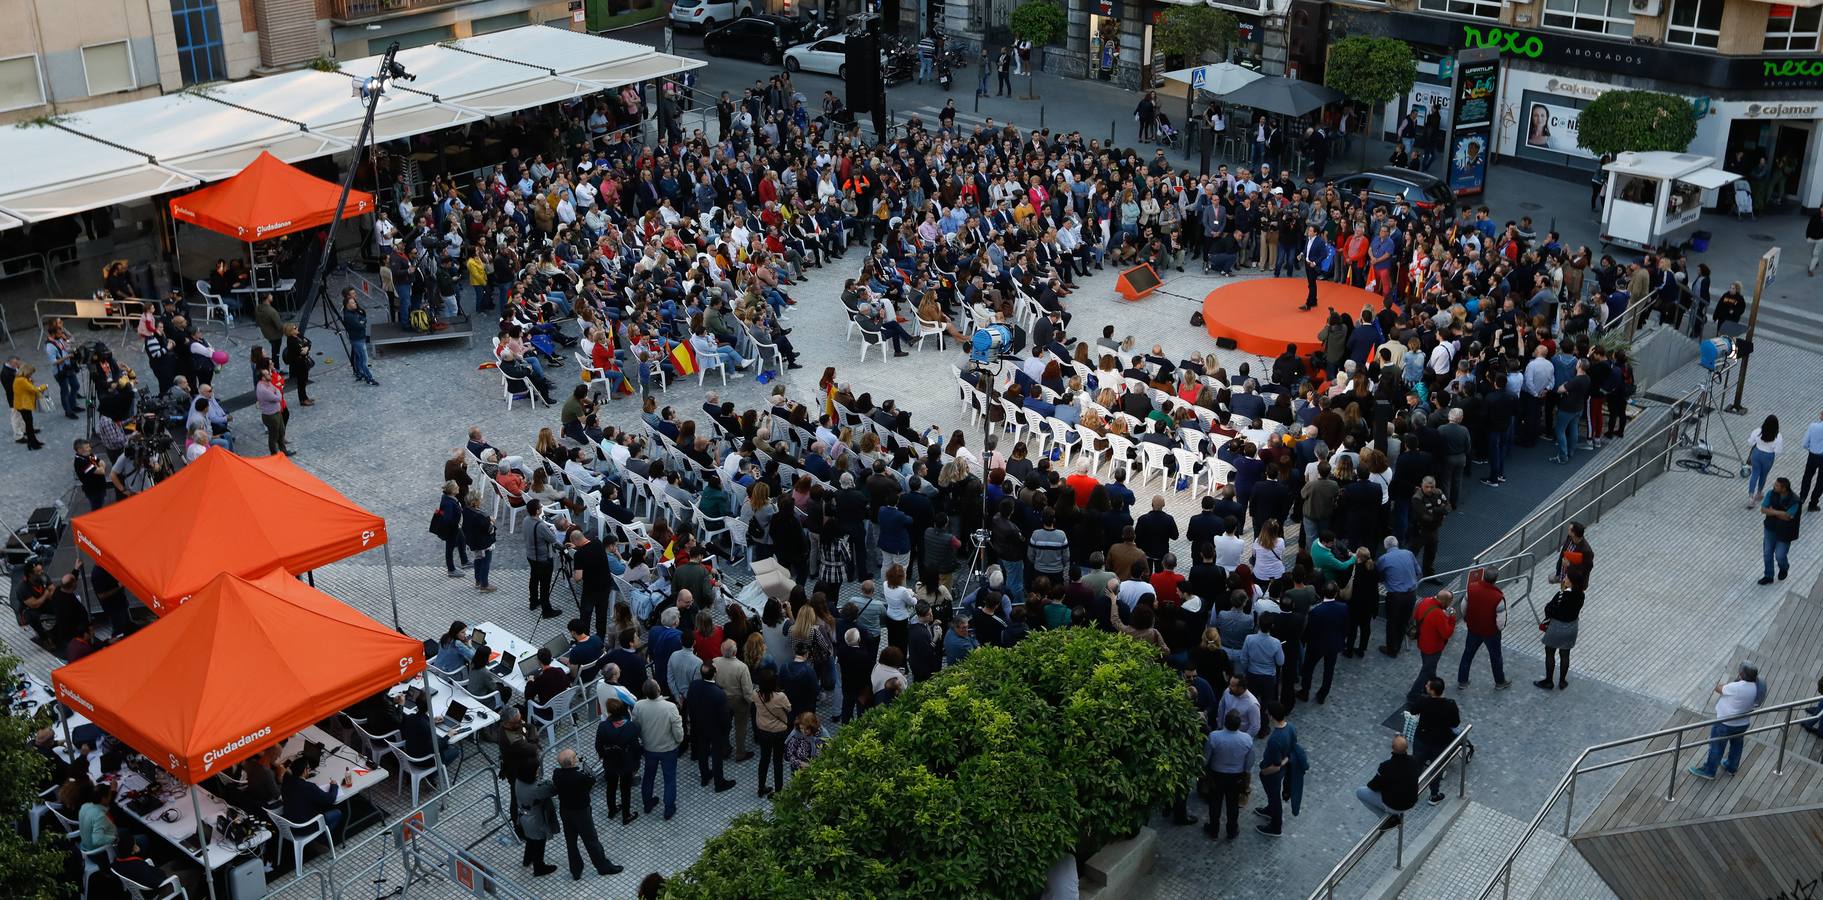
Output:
[1673, 360, 1747, 478]
[952, 354, 1005, 607]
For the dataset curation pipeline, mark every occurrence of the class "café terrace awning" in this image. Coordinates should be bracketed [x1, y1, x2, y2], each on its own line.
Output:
[0, 26, 695, 226]
[450, 24, 707, 90]
[340, 42, 597, 119]
[0, 123, 197, 223]
[54, 91, 351, 182]
[194, 67, 483, 148]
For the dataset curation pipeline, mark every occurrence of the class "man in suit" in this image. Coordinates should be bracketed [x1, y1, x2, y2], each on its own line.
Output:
[526, 648, 572, 724]
[682, 664, 736, 792]
[1300, 588, 1350, 703]
[551, 748, 624, 878]
[906, 602, 944, 682]
[280, 757, 350, 836]
[1301, 224, 1329, 310]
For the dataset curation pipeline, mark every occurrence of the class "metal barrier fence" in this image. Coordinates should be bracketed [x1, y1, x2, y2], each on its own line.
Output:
[1476, 693, 1823, 899]
[1307, 725, 1477, 899]
[1468, 382, 1703, 574]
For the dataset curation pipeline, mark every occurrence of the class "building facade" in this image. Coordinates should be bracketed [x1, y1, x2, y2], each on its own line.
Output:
[1305, 0, 1823, 207]
[0, 0, 590, 125]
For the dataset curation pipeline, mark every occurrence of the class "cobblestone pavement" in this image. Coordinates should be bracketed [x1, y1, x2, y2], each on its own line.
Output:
[2, 42, 1821, 900]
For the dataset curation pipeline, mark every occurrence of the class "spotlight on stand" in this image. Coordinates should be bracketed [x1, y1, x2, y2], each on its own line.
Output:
[969, 324, 1012, 366]
[1698, 335, 1736, 372]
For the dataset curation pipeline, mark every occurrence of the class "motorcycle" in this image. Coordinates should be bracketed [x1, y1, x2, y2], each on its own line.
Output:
[938, 60, 952, 91]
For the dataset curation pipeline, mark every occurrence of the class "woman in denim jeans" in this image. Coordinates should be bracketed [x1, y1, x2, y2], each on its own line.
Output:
[1746, 416, 1782, 508]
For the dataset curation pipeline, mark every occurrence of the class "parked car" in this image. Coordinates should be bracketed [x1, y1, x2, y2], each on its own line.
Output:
[701, 15, 806, 66]
[1331, 167, 1456, 213]
[783, 33, 884, 79]
[667, 0, 754, 34]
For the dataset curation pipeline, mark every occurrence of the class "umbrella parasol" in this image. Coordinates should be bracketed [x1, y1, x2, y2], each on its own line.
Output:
[1160, 62, 1264, 97]
[1220, 75, 1344, 118]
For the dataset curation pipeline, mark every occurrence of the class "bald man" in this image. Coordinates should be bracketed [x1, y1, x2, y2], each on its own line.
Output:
[1357, 735, 1421, 826]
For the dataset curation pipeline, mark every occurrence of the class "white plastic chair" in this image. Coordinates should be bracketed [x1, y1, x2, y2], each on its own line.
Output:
[268, 809, 336, 875]
[1102, 433, 1138, 482]
[696, 345, 731, 386]
[1044, 417, 1083, 468]
[501, 371, 543, 410]
[1136, 441, 1174, 489]
[916, 317, 946, 352]
[857, 323, 889, 362]
[81, 845, 114, 898]
[194, 279, 234, 327]
[486, 476, 528, 534]
[384, 738, 442, 808]
[1171, 448, 1206, 493]
[574, 352, 613, 401]
[527, 685, 579, 746]
[344, 716, 400, 772]
[117, 870, 189, 900]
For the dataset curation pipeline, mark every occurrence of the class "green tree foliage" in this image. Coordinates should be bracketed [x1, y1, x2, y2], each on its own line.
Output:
[1575, 90, 1699, 156]
[1008, 0, 1068, 47]
[0, 646, 70, 898]
[664, 629, 1202, 900]
[1324, 36, 1417, 109]
[1152, 6, 1239, 65]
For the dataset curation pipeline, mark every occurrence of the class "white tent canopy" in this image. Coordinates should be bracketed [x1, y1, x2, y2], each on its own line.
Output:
[341, 44, 596, 119]
[56, 92, 349, 182]
[0, 124, 197, 223]
[0, 210, 23, 231]
[450, 25, 706, 90]
[196, 68, 483, 149]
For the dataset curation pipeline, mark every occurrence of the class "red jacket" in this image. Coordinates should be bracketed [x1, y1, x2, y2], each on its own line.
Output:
[1413, 595, 1456, 655]
[1463, 580, 1505, 636]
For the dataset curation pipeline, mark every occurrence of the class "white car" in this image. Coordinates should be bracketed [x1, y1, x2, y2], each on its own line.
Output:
[784, 33, 864, 78]
[668, 0, 753, 33]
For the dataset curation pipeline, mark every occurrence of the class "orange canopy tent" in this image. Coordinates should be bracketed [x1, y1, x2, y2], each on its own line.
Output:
[51, 569, 425, 784]
[168, 150, 374, 241]
[72, 449, 391, 617]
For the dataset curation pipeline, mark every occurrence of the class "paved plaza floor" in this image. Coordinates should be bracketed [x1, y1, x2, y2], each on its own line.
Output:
[1, 43, 1820, 900]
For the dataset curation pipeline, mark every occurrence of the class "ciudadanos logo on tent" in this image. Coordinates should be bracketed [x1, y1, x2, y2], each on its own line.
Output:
[203, 726, 273, 772]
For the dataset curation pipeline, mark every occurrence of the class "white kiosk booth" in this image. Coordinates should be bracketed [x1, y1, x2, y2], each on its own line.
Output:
[1599, 151, 1740, 252]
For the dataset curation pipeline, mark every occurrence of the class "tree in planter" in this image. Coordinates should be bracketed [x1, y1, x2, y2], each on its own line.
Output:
[663, 629, 1202, 900]
[0, 647, 69, 899]
[1008, 0, 1068, 98]
[1153, 6, 1238, 69]
[1575, 90, 1698, 157]
[1324, 35, 1416, 168]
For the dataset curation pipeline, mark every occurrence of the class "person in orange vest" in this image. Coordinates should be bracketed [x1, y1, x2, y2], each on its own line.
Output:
[1405, 589, 1457, 700]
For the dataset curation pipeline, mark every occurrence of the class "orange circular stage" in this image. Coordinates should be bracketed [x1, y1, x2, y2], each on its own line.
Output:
[1201, 278, 1383, 357]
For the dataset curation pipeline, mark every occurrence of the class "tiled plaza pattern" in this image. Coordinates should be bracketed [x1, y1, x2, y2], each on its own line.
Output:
[3, 61, 1822, 900]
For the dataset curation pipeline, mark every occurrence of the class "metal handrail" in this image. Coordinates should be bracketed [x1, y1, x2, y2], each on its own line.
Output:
[1616, 286, 1662, 342]
[266, 768, 505, 900]
[1417, 552, 1540, 625]
[1309, 724, 1476, 900]
[1470, 382, 1703, 572]
[1476, 694, 1823, 899]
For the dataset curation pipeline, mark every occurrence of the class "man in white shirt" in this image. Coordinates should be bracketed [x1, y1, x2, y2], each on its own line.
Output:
[1213, 518, 1249, 573]
[1689, 663, 1763, 779]
[1800, 408, 1823, 512]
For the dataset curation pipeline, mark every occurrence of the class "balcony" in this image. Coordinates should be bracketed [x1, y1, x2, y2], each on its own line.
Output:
[330, 0, 476, 24]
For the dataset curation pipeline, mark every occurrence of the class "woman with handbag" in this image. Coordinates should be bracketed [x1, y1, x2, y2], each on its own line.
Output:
[1536, 575, 1584, 691]
[513, 763, 560, 877]
[433, 481, 470, 577]
[11, 363, 46, 451]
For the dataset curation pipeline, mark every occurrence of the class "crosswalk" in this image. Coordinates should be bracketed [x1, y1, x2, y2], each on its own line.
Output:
[1746, 300, 1823, 350]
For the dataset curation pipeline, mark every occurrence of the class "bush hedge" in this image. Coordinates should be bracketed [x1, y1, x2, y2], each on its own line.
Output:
[663, 629, 1202, 900]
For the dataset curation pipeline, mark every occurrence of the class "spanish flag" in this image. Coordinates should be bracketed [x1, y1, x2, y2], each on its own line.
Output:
[669, 341, 698, 377]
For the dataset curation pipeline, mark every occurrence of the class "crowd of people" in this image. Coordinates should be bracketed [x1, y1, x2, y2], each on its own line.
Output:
[21, 40, 1808, 898]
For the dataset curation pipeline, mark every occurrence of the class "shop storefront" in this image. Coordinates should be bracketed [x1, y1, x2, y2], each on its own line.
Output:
[1089, 0, 1126, 82]
[1329, 7, 1823, 206]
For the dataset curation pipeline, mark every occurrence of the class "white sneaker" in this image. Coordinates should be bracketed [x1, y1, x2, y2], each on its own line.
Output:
[740, 357, 757, 370]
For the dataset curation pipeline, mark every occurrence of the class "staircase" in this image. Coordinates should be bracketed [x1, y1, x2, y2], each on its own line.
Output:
[1326, 580, 1823, 900]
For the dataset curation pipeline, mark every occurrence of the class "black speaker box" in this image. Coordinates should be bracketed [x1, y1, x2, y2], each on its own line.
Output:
[1215, 336, 1238, 350]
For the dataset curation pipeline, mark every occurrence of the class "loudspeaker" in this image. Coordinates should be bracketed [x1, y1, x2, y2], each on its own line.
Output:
[1215, 336, 1238, 350]
[1287, 1, 1328, 78]
[1190, 311, 1205, 327]
[1115, 263, 1161, 301]
[846, 32, 880, 113]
